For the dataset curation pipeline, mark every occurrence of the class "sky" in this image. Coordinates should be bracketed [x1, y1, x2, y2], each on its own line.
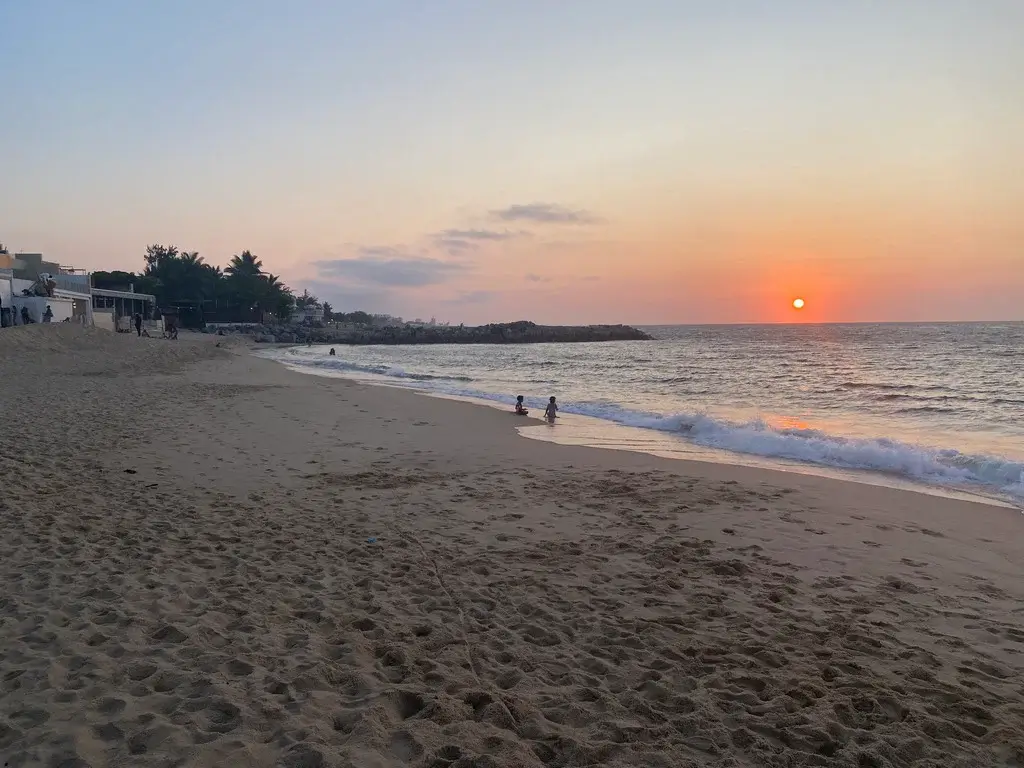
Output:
[2, 0, 1022, 324]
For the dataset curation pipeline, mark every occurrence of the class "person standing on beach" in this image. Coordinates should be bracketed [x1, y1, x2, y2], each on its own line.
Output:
[134, 313, 143, 336]
[544, 396, 558, 422]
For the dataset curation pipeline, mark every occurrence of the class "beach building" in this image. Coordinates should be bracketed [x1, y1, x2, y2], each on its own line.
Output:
[292, 304, 325, 325]
[1, 252, 93, 325]
[0, 248, 163, 332]
[91, 286, 159, 332]
[0, 253, 14, 326]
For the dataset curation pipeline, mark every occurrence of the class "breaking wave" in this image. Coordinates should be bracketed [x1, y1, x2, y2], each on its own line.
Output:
[261, 345, 1024, 503]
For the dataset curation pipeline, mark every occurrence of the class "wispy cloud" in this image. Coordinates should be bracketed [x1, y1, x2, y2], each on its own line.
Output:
[300, 280, 397, 313]
[355, 245, 410, 259]
[315, 252, 467, 287]
[524, 273, 551, 283]
[438, 228, 521, 241]
[432, 227, 528, 255]
[443, 289, 497, 305]
[490, 202, 600, 225]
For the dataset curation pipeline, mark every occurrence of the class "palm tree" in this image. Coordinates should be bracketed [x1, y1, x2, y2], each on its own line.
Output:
[225, 251, 263, 278]
[294, 289, 320, 309]
[223, 251, 265, 315]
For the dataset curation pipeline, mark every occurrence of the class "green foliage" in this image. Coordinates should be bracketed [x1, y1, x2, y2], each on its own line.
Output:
[99, 245, 382, 326]
[295, 289, 320, 310]
[109, 244, 297, 324]
[335, 310, 373, 325]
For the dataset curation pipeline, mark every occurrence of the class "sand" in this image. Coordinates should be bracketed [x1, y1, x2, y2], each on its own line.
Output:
[1, 324, 1022, 768]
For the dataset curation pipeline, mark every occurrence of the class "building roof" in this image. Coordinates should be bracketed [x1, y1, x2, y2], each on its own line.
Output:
[92, 287, 157, 301]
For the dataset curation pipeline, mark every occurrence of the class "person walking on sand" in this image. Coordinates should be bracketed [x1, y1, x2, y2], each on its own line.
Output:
[544, 396, 558, 422]
[134, 312, 143, 336]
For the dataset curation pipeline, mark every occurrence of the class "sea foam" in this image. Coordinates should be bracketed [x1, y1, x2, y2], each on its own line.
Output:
[560, 402, 1024, 500]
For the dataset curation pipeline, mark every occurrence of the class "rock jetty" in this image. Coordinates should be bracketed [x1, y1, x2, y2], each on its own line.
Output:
[211, 320, 652, 345]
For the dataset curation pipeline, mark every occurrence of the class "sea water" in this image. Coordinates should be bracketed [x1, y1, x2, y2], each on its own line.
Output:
[262, 323, 1024, 506]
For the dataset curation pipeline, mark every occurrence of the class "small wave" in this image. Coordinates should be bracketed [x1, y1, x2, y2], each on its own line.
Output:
[301, 358, 474, 383]
[893, 406, 959, 415]
[262, 349, 1023, 502]
[841, 382, 915, 391]
[875, 393, 982, 405]
[842, 382, 954, 394]
[410, 384, 1024, 501]
[556, 403, 1024, 500]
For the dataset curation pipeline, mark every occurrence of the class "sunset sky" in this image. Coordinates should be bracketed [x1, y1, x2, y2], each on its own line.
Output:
[2, 1, 1022, 324]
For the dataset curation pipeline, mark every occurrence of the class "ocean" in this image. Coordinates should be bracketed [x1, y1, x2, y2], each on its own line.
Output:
[261, 323, 1024, 506]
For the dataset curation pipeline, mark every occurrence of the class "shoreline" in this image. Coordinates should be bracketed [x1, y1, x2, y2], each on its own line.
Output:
[263, 348, 1022, 512]
[3, 326, 1023, 767]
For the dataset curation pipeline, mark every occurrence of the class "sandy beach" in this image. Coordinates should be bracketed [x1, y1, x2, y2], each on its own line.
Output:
[2, 325, 1022, 768]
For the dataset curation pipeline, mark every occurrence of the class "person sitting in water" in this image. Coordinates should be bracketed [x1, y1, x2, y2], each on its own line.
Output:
[544, 396, 558, 422]
[514, 395, 528, 415]
[329, 348, 336, 356]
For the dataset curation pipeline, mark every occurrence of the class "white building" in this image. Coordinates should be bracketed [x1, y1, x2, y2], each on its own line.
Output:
[91, 287, 160, 332]
[292, 304, 324, 324]
[1, 252, 92, 326]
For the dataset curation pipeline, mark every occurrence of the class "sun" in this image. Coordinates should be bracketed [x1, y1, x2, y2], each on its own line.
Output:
[792, 298, 805, 310]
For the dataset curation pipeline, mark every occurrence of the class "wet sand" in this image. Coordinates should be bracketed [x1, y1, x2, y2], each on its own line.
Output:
[2, 325, 1022, 767]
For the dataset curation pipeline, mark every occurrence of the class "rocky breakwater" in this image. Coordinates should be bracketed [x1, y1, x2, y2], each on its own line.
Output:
[217, 320, 652, 345]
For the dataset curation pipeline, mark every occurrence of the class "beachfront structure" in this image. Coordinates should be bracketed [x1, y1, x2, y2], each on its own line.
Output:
[91, 287, 159, 332]
[0, 249, 163, 332]
[292, 304, 325, 325]
[0, 252, 93, 325]
[0, 251, 159, 332]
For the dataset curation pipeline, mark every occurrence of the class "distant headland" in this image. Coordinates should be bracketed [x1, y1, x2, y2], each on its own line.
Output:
[210, 320, 652, 345]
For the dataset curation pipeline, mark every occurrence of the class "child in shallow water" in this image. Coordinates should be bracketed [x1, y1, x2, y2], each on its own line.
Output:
[544, 396, 558, 421]
[514, 395, 529, 415]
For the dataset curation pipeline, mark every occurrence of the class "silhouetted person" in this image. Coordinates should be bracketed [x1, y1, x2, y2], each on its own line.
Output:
[545, 396, 558, 422]
[134, 313, 143, 336]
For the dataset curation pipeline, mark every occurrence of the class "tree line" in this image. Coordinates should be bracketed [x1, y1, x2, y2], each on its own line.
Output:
[90, 245, 376, 326]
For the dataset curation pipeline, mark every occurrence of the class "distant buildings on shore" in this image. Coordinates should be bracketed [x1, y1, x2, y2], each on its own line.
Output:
[0, 248, 157, 331]
[1, 251, 92, 325]
[1, 243, 448, 332]
[292, 303, 324, 325]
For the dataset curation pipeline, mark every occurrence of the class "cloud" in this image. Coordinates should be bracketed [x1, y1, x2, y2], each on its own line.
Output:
[355, 245, 410, 259]
[524, 273, 551, 283]
[443, 290, 497, 305]
[490, 203, 600, 225]
[315, 254, 467, 287]
[438, 228, 520, 241]
[300, 280, 397, 313]
[432, 228, 528, 255]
